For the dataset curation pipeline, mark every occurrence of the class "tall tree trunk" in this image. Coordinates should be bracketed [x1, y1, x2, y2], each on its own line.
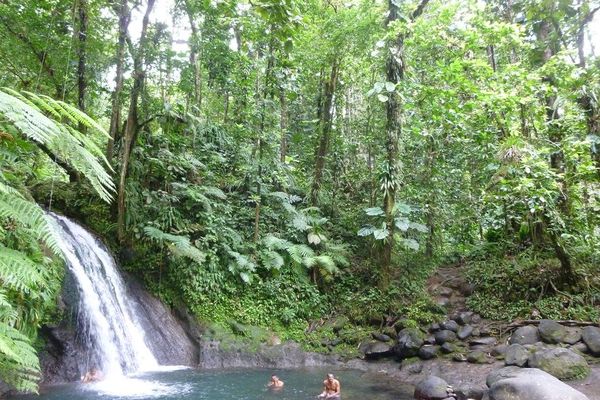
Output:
[106, 0, 131, 162]
[380, 0, 430, 288]
[310, 57, 339, 206]
[117, 0, 155, 243]
[185, 0, 202, 111]
[76, 0, 88, 118]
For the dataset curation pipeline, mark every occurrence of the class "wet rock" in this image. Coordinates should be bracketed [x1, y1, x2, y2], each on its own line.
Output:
[402, 359, 424, 374]
[562, 327, 582, 345]
[581, 326, 600, 356]
[419, 345, 440, 360]
[467, 351, 489, 364]
[486, 366, 589, 400]
[504, 344, 529, 367]
[538, 320, 566, 344]
[509, 325, 540, 345]
[441, 320, 459, 333]
[457, 325, 474, 340]
[435, 330, 457, 345]
[372, 332, 392, 342]
[470, 337, 497, 346]
[528, 347, 590, 380]
[414, 375, 449, 400]
[395, 328, 425, 358]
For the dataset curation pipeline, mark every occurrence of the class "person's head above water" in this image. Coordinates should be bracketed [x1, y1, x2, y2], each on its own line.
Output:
[271, 375, 279, 381]
[327, 373, 334, 381]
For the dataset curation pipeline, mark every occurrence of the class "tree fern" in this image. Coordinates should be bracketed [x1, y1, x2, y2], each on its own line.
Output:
[0, 323, 40, 393]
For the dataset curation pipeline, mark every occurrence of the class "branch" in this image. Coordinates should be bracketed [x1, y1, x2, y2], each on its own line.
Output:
[411, 0, 431, 21]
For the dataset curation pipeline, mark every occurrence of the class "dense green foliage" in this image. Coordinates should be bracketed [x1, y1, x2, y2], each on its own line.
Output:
[1, 0, 600, 392]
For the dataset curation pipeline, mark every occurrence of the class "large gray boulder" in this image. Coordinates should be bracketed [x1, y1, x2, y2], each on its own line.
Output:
[414, 375, 449, 400]
[395, 328, 425, 358]
[504, 344, 529, 367]
[487, 366, 589, 400]
[538, 320, 566, 344]
[528, 347, 590, 380]
[509, 325, 540, 345]
[563, 327, 582, 345]
[359, 340, 393, 359]
[581, 326, 600, 356]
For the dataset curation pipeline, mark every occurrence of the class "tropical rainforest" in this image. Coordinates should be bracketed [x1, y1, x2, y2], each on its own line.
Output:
[0, 0, 599, 392]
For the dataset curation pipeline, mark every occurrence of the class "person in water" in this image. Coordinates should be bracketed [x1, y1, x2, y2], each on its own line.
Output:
[268, 374, 284, 388]
[81, 367, 103, 383]
[318, 373, 340, 399]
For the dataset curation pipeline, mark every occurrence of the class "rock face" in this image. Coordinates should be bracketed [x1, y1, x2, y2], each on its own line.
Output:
[414, 375, 449, 400]
[487, 367, 589, 400]
[538, 320, 566, 344]
[581, 326, 600, 356]
[527, 348, 590, 380]
[509, 325, 540, 345]
[198, 340, 340, 369]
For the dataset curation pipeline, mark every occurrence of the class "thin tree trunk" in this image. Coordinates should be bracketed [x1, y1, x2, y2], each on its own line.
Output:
[380, 0, 430, 288]
[117, 0, 155, 243]
[310, 57, 339, 206]
[279, 87, 288, 163]
[106, 0, 131, 162]
[184, 0, 202, 110]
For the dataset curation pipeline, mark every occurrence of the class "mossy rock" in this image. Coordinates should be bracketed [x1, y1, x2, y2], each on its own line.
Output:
[322, 316, 350, 333]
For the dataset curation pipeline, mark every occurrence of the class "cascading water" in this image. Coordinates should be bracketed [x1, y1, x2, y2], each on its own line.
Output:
[49, 213, 159, 378]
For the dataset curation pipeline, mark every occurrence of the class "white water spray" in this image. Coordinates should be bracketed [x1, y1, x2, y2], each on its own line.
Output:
[50, 213, 159, 378]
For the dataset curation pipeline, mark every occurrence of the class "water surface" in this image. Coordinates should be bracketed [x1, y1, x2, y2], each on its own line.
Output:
[14, 368, 413, 400]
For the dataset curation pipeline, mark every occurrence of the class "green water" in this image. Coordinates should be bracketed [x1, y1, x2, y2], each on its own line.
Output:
[13, 368, 413, 400]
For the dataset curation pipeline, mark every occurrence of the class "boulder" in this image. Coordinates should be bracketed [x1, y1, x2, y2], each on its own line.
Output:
[538, 320, 566, 344]
[509, 325, 540, 345]
[441, 320, 459, 333]
[467, 351, 489, 364]
[457, 325, 474, 340]
[455, 385, 485, 400]
[491, 344, 508, 357]
[429, 323, 441, 333]
[359, 341, 394, 359]
[419, 345, 440, 360]
[441, 342, 458, 354]
[528, 347, 590, 380]
[470, 337, 497, 346]
[402, 359, 424, 374]
[570, 342, 589, 354]
[581, 326, 600, 356]
[563, 327, 582, 345]
[372, 332, 392, 342]
[395, 328, 425, 358]
[486, 366, 589, 400]
[504, 344, 529, 367]
[455, 311, 474, 326]
[435, 330, 457, 345]
[414, 375, 449, 400]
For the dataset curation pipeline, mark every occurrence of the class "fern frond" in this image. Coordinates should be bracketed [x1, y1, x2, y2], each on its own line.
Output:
[144, 226, 206, 264]
[39, 95, 110, 139]
[262, 234, 291, 251]
[0, 90, 60, 143]
[0, 323, 40, 393]
[0, 193, 62, 257]
[201, 186, 227, 200]
[260, 250, 285, 270]
[0, 245, 44, 294]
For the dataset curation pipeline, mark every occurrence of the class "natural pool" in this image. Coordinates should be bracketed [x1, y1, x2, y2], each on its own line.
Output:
[13, 368, 413, 400]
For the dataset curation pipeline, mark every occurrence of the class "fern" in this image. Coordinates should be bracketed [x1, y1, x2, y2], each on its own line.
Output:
[0, 245, 44, 294]
[0, 323, 40, 393]
[144, 226, 206, 264]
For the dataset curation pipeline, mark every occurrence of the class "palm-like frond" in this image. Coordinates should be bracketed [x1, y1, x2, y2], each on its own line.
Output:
[0, 245, 44, 294]
[144, 226, 206, 264]
[0, 323, 40, 393]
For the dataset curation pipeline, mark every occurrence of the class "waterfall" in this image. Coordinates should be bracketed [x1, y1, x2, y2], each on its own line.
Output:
[49, 213, 159, 378]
